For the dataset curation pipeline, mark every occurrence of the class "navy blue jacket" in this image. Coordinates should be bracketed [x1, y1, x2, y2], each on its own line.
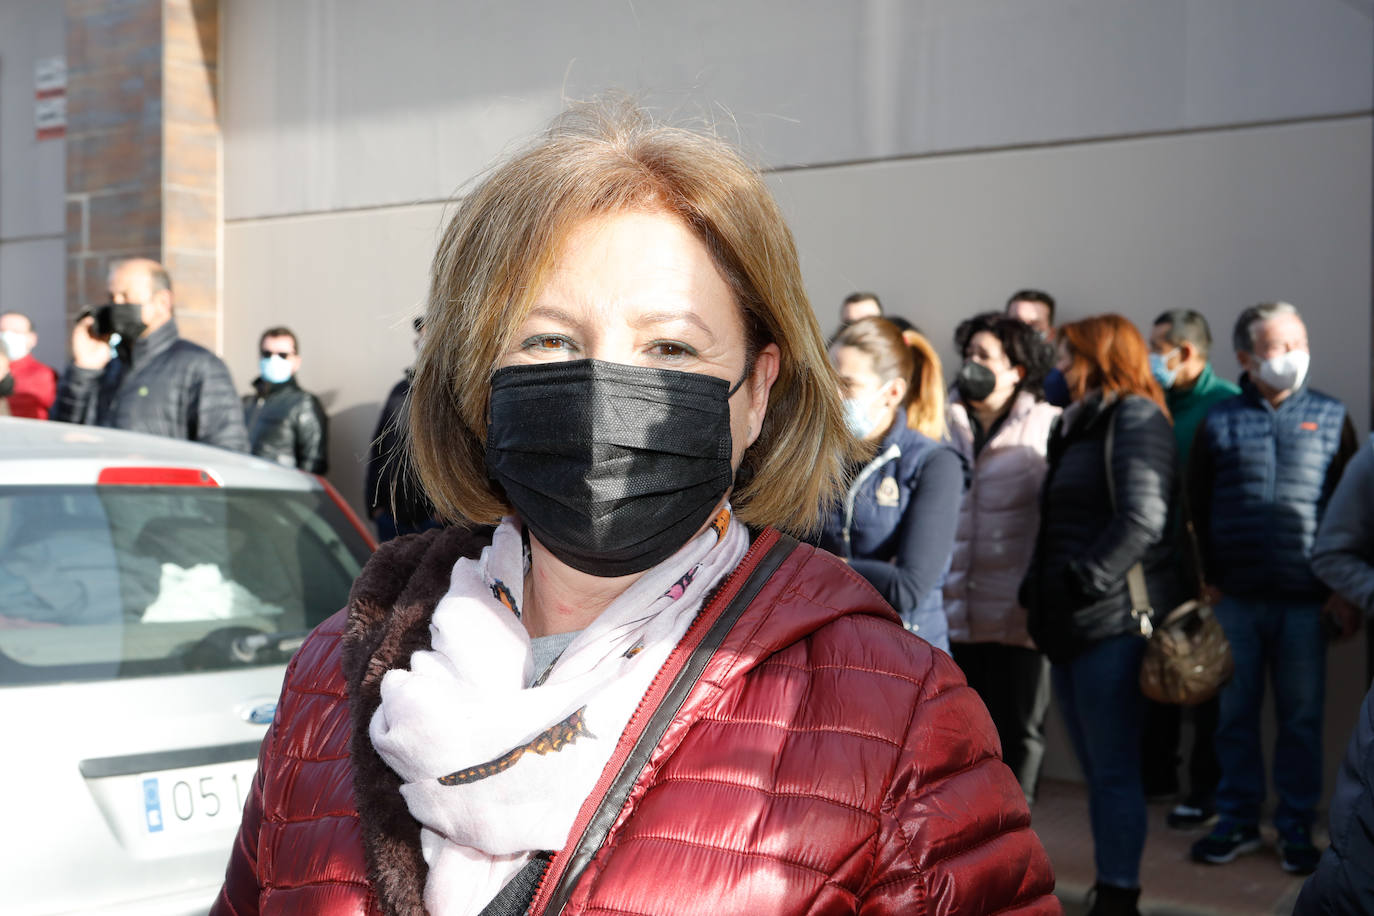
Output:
[1294, 681, 1374, 915]
[1190, 376, 1357, 601]
[814, 414, 963, 649]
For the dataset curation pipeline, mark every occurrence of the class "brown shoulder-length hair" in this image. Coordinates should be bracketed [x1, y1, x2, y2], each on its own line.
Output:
[1058, 314, 1170, 418]
[830, 317, 947, 440]
[408, 99, 862, 534]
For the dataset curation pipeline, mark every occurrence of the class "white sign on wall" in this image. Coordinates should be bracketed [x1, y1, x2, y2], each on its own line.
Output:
[34, 56, 67, 141]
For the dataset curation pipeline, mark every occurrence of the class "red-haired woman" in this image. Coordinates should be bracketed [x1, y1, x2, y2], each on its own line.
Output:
[1021, 314, 1181, 916]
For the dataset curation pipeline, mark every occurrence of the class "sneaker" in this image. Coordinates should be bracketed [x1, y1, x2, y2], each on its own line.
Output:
[1190, 818, 1262, 864]
[1167, 799, 1216, 830]
[1277, 824, 1320, 875]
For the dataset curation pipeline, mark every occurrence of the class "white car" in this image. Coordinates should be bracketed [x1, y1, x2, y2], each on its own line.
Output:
[0, 418, 375, 915]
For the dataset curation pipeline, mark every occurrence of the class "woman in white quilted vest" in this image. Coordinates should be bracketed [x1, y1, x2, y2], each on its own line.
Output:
[944, 311, 1061, 804]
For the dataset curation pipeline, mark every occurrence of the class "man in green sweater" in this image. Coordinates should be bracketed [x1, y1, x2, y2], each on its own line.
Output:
[1142, 309, 1242, 828]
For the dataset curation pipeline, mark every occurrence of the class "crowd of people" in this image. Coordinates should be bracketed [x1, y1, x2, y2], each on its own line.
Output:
[3, 100, 1373, 916]
[817, 289, 1372, 914]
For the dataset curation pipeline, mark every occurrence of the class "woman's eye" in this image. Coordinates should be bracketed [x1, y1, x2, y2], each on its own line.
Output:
[522, 335, 573, 352]
[649, 341, 695, 359]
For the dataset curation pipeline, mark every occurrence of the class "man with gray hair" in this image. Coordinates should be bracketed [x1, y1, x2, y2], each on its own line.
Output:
[1188, 301, 1358, 875]
[1142, 309, 1240, 827]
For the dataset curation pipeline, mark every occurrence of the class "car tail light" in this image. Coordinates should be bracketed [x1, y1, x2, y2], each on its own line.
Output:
[97, 467, 222, 487]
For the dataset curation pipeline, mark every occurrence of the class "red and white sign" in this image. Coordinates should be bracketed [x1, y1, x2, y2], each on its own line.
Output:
[35, 56, 66, 141]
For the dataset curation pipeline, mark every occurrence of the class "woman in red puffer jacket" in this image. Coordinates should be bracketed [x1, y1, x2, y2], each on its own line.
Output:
[212, 99, 1057, 916]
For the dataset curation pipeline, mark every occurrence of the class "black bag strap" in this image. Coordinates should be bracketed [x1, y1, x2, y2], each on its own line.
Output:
[1177, 482, 1208, 598]
[1103, 401, 1154, 636]
[478, 851, 553, 916]
[541, 532, 798, 914]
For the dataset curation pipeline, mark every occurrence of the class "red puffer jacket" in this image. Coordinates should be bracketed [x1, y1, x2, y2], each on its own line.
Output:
[213, 526, 1059, 915]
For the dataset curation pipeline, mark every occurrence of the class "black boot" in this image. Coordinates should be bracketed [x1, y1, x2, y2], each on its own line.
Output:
[1086, 882, 1141, 916]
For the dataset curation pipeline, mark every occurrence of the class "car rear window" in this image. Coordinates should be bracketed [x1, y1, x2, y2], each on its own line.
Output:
[0, 485, 373, 684]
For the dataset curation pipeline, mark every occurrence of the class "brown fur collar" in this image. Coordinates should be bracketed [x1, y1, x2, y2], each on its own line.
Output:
[341, 525, 494, 915]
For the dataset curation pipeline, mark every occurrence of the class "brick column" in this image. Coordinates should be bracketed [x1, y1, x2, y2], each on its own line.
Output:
[64, 0, 221, 351]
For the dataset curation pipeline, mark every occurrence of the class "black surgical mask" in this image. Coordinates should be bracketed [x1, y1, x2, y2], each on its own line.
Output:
[485, 359, 745, 578]
[93, 302, 147, 342]
[955, 361, 997, 404]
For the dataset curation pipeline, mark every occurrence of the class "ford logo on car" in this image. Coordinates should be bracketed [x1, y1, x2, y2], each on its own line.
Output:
[245, 702, 277, 725]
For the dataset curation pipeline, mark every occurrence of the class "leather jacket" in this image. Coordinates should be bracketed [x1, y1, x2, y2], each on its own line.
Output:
[242, 377, 329, 473]
[212, 526, 1058, 915]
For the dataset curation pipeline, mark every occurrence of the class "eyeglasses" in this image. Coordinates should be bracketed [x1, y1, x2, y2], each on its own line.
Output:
[261, 350, 294, 359]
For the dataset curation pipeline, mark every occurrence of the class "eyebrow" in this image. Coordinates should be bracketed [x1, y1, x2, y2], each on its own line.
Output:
[525, 305, 580, 325]
[525, 304, 718, 343]
[626, 309, 717, 342]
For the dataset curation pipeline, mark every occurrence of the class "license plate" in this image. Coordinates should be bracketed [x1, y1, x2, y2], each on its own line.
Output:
[140, 758, 257, 837]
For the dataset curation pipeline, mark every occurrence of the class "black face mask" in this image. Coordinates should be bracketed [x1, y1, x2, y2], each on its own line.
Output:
[955, 361, 998, 404]
[93, 303, 147, 342]
[485, 359, 745, 578]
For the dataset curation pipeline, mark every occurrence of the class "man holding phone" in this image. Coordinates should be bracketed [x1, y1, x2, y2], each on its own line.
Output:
[53, 257, 248, 451]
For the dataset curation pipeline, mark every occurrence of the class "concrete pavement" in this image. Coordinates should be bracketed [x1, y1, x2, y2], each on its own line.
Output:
[1033, 779, 1311, 915]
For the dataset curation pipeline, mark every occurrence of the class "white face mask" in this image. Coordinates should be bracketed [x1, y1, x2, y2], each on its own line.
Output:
[259, 355, 294, 385]
[1255, 349, 1310, 393]
[842, 391, 882, 440]
[1, 331, 30, 360]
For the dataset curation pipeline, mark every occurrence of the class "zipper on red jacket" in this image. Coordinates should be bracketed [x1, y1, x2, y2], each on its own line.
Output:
[527, 526, 782, 915]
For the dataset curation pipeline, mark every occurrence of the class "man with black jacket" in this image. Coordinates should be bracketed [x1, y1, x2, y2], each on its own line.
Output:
[242, 327, 328, 473]
[54, 258, 248, 451]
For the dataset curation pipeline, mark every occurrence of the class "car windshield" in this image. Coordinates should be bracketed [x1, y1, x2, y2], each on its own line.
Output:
[0, 484, 372, 684]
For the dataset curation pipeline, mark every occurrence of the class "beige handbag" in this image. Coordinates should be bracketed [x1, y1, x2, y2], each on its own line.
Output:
[1126, 561, 1234, 705]
[1105, 404, 1234, 705]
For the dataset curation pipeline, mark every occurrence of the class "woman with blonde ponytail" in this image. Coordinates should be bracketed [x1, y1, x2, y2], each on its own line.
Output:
[815, 316, 964, 652]
[900, 327, 948, 441]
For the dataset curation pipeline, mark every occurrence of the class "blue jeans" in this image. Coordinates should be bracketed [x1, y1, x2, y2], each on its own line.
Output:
[1053, 633, 1147, 888]
[1212, 595, 1326, 832]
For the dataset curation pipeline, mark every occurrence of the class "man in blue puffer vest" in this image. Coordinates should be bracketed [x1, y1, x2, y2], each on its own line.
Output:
[1187, 301, 1359, 876]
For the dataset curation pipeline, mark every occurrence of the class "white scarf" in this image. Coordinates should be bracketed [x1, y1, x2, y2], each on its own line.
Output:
[371, 508, 749, 915]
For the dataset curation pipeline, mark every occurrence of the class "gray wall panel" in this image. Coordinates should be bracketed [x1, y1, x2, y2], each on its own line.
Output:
[222, 0, 1373, 219]
[0, 236, 65, 368]
[0, 0, 64, 241]
[223, 203, 449, 518]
